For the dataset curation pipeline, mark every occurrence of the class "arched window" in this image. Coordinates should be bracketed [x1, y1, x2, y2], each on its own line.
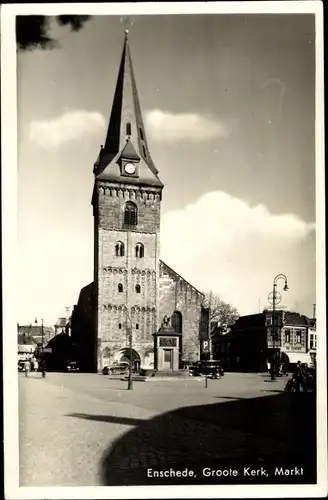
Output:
[118, 283, 123, 293]
[135, 243, 144, 258]
[136, 284, 141, 294]
[124, 202, 137, 227]
[171, 311, 182, 333]
[115, 241, 125, 257]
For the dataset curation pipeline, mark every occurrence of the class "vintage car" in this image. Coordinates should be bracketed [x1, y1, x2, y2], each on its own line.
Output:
[66, 361, 79, 372]
[102, 361, 132, 376]
[189, 360, 223, 379]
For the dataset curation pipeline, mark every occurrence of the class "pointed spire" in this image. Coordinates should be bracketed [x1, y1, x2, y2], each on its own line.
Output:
[95, 31, 161, 187]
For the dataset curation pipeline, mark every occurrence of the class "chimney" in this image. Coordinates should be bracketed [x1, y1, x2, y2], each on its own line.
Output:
[312, 304, 316, 320]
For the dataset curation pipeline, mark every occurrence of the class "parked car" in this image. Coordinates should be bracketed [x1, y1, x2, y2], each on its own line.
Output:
[189, 360, 223, 379]
[67, 361, 79, 372]
[18, 361, 25, 372]
[102, 362, 131, 376]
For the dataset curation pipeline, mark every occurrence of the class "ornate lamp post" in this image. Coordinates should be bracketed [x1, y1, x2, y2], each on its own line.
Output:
[268, 274, 289, 381]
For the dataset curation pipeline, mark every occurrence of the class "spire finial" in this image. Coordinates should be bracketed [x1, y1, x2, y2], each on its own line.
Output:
[125, 29, 129, 39]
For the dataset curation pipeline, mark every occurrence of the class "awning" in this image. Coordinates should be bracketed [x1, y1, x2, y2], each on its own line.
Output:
[281, 351, 312, 365]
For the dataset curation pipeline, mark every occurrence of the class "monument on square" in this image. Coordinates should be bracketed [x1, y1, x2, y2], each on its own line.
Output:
[153, 315, 181, 372]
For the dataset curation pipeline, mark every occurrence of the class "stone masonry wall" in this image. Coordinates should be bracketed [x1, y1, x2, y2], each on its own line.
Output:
[159, 261, 204, 361]
[94, 181, 161, 369]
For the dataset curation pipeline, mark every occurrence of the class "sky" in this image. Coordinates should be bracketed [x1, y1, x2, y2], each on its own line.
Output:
[17, 13, 316, 326]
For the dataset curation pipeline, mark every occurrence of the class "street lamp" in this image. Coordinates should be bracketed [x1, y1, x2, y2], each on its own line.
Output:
[125, 307, 133, 391]
[35, 317, 45, 377]
[268, 274, 289, 381]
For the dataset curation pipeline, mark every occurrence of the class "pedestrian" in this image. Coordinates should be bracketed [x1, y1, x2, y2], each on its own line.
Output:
[24, 359, 30, 377]
[41, 359, 46, 378]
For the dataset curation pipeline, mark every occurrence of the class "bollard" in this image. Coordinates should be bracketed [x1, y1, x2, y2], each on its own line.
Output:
[205, 374, 208, 388]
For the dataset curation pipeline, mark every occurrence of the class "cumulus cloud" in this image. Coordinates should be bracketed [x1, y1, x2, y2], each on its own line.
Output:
[18, 230, 93, 325]
[145, 109, 229, 142]
[160, 191, 315, 316]
[29, 110, 106, 148]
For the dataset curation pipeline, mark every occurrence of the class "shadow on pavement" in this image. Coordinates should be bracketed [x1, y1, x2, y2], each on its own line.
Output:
[67, 413, 145, 426]
[215, 396, 248, 400]
[68, 392, 316, 486]
[260, 389, 285, 393]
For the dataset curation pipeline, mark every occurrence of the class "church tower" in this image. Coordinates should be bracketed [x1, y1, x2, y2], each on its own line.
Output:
[92, 31, 163, 371]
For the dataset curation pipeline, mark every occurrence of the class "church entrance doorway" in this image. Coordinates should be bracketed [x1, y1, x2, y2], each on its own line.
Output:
[116, 348, 141, 373]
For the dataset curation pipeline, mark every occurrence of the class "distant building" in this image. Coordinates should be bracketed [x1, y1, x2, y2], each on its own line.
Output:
[54, 317, 70, 336]
[215, 310, 314, 372]
[17, 324, 54, 347]
[308, 323, 317, 365]
[17, 344, 35, 364]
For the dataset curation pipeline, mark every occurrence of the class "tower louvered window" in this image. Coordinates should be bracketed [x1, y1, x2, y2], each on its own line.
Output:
[118, 283, 123, 293]
[124, 202, 137, 227]
[136, 284, 141, 294]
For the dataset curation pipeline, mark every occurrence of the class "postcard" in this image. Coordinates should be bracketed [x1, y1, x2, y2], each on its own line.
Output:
[2, 2, 326, 499]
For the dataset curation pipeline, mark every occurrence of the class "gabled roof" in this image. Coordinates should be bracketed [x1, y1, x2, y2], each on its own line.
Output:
[55, 317, 68, 328]
[284, 312, 312, 327]
[159, 260, 204, 298]
[94, 31, 162, 189]
[231, 313, 266, 331]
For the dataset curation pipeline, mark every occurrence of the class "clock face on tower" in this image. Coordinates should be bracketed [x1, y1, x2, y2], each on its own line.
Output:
[124, 163, 136, 174]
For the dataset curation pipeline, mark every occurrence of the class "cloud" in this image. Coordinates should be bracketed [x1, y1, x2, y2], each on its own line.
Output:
[160, 191, 315, 316]
[29, 110, 105, 149]
[18, 230, 93, 326]
[145, 109, 229, 142]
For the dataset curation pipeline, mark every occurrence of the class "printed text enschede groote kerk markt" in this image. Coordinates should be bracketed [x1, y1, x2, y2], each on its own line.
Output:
[146, 466, 305, 479]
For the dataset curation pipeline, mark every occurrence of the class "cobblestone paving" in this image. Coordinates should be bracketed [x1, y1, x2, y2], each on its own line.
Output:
[19, 374, 160, 486]
[19, 372, 316, 486]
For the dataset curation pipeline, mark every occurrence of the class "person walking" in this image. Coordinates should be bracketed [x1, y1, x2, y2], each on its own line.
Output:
[24, 359, 30, 377]
[41, 359, 46, 378]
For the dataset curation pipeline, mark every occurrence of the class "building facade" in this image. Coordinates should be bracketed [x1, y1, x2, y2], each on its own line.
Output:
[17, 324, 54, 347]
[215, 310, 314, 372]
[71, 32, 206, 372]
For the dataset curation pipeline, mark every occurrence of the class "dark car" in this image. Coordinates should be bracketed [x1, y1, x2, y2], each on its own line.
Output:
[189, 360, 223, 379]
[67, 361, 79, 372]
[102, 362, 131, 376]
